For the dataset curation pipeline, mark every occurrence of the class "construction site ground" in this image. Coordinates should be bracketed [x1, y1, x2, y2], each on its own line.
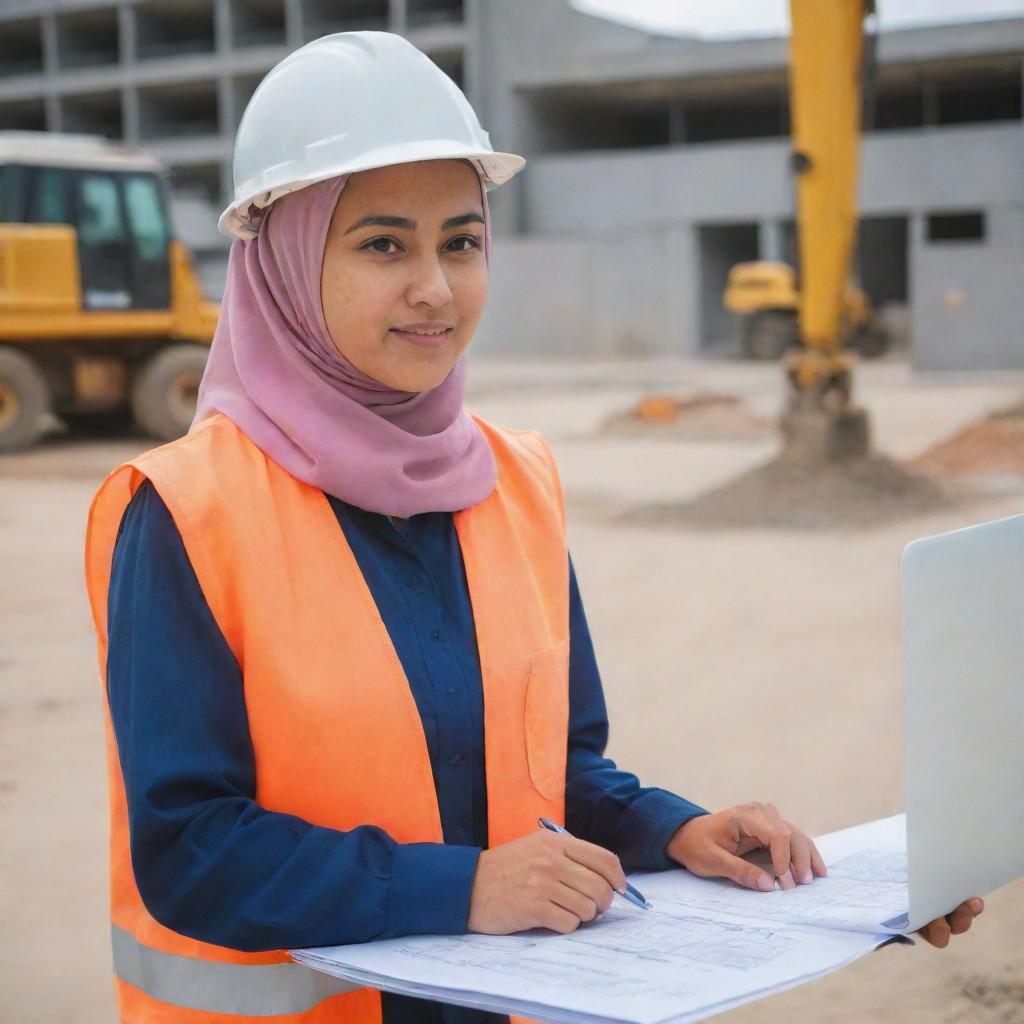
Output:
[3, 355, 1023, 1024]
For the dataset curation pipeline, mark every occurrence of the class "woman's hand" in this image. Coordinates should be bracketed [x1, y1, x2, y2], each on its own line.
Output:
[467, 830, 626, 935]
[667, 802, 986, 948]
[917, 898, 984, 947]
[666, 802, 826, 890]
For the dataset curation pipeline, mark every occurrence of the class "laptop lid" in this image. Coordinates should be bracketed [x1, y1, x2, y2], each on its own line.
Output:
[902, 512, 1024, 932]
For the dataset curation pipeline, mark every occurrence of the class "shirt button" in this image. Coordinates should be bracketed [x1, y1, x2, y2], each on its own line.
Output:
[448, 752, 465, 768]
[446, 687, 458, 701]
[431, 629, 441, 641]
[410, 574, 423, 590]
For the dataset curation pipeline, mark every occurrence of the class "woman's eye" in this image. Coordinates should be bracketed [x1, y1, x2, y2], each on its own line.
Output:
[363, 237, 399, 254]
[448, 235, 482, 252]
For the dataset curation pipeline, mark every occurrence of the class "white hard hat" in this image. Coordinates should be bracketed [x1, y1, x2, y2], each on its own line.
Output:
[219, 30, 526, 240]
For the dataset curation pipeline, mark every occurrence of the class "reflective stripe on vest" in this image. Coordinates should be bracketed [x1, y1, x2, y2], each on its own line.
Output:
[112, 925, 361, 1016]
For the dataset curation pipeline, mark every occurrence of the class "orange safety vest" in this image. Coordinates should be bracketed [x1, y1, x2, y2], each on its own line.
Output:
[84, 411, 570, 1024]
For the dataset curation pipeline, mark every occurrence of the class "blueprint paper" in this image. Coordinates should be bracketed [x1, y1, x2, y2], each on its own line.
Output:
[294, 903, 889, 1024]
[291, 816, 911, 1024]
[639, 814, 910, 935]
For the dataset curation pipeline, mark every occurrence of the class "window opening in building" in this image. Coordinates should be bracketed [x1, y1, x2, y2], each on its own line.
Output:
[232, 0, 286, 48]
[0, 18, 43, 79]
[304, 0, 387, 38]
[56, 8, 119, 71]
[408, 0, 464, 29]
[926, 212, 986, 243]
[62, 91, 123, 140]
[698, 222, 760, 352]
[138, 81, 219, 141]
[137, 0, 215, 60]
[0, 99, 46, 132]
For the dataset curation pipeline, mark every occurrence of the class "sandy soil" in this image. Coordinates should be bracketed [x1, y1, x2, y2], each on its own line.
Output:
[2, 357, 1023, 1023]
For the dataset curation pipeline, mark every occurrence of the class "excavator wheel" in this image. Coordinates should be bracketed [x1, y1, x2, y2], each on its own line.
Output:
[0, 346, 51, 453]
[131, 344, 210, 442]
[742, 311, 798, 361]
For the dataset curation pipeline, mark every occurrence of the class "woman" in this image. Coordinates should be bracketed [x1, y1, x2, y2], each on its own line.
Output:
[84, 30, 982, 1024]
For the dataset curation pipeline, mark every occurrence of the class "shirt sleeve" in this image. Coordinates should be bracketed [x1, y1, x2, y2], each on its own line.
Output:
[105, 478, 481, 953]
[564, 553, 710, 873]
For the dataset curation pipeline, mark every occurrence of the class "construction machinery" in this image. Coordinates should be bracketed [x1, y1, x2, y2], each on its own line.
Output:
[723, 260, 889, 362]
[642, 1, 880, 462]
[0, 132, 219, 452]
[774, 0, 878, 462]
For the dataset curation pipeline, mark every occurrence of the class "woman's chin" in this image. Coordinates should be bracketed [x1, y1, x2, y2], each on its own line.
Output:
[378, 341, 465, 392]
[379, 359, 458, 394]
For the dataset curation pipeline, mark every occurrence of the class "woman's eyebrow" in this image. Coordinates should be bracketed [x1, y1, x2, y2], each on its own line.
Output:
[345, 211, 484, 234]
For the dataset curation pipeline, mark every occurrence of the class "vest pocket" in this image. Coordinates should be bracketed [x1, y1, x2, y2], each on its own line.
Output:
[524, 638, 570, 801]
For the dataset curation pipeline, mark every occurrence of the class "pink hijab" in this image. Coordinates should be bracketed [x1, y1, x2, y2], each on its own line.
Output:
[191, 163, 496, 517]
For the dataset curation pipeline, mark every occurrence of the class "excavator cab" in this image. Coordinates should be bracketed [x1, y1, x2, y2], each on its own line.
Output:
[0, 132, 219, 452]
[4, 162, 173, 311]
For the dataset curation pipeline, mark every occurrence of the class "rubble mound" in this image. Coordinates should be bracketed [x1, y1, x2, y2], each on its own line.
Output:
[910, 402, 1024, 488]
[621, 452, 961, 532]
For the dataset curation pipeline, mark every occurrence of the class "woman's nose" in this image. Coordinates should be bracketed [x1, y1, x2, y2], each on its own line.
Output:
[406, 255, 454, 309]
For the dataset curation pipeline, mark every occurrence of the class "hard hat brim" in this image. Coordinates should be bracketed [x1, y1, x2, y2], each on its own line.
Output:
[218, 143, 526, 241]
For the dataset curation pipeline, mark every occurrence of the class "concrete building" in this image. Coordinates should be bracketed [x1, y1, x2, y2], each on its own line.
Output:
[1, 0, 1022, 369]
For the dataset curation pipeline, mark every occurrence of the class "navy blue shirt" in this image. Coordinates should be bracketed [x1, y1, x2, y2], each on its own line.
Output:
[107, 479, 708, 1024]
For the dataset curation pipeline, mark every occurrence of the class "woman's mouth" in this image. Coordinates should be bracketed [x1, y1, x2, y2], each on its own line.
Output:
[389, 326, 454, 349]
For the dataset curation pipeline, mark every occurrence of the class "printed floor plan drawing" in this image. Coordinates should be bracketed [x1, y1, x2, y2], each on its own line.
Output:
[292, 816, 914, 1024]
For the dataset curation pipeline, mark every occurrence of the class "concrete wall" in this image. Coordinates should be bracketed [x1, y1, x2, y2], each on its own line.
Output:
[911, 204, 1024, 371]
[474, 225, 695, 359]
[525, 124, 1024, 231]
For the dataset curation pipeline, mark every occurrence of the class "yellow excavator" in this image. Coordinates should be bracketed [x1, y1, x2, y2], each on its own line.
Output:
[723, 262, 888, 362]
[0, 131, 219, 451]
[770, 0, 878, 461]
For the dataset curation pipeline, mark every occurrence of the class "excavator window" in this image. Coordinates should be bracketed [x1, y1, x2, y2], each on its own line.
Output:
[0, 164, 30, 222]
[123, 173, 171, 309]
[27, 167, 70, 225]
[75, 171, 133, 311]
[124, 175, 170, 263]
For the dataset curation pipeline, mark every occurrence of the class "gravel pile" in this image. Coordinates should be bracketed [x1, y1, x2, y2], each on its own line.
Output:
[621, 452, 964, 532]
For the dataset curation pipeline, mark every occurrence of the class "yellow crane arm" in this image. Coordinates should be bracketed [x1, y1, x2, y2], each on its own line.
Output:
[789, 0, 869, 356]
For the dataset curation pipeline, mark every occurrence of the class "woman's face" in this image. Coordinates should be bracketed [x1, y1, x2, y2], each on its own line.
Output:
[320, 159, 488, 392]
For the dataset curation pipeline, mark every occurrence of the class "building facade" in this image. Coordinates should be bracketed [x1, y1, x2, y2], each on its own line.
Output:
[1, 0, 1022, 369]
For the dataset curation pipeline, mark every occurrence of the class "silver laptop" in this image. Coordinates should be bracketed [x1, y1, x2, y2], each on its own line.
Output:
[901, 511, 1024, 931]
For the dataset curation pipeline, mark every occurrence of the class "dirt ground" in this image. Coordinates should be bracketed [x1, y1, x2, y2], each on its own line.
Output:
[2, 356, 1023, 1024]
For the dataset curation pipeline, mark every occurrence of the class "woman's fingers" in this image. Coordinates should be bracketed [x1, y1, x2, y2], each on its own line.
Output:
[563, 836, 627, 893]
[705, 846, 777, 891]
[949, 898, 984, 935]
[737, 805, 827, 887]
[787, 830, 814, 885]
[561, 858, 615, 915]
[538, 900, 583, 935]
[808, 839, 828, 878]
[918, 899, 984, 946]
[919, 917, 951, 948]
[769, 834, 796, 888]
[551, 881, 599, 924]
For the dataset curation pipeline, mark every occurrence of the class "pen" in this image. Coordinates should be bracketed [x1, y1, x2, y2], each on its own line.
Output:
[537, 817, 654, 910]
